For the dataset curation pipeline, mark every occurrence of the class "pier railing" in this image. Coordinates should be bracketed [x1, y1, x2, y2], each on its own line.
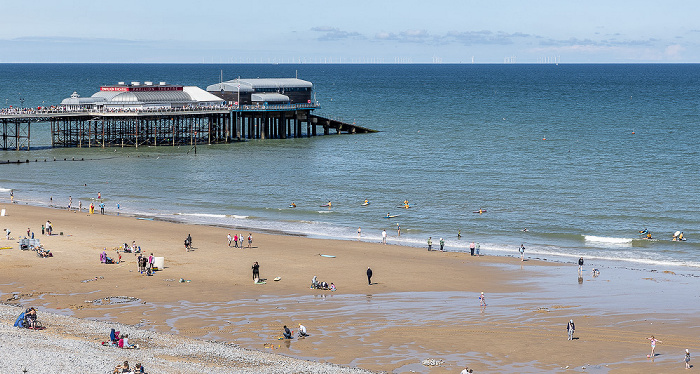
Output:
[0, 102, 321, 119]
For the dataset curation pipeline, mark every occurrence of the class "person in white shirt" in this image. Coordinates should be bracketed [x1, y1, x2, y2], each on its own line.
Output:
[381, 229, 387, 244]
[298, 323, 309, 337]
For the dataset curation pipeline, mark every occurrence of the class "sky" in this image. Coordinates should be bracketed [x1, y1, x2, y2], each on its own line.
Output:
[1, 0, 699, 63]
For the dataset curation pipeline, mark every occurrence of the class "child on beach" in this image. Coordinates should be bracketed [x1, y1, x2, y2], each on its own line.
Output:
[686, 349, 691, 369]
[479, 292, 486, 307]
[567, 319, 575, 340]
[647, 336, 662, 358]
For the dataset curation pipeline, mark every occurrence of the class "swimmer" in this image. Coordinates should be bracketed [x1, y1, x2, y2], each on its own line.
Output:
[522, 228, 528, 232]
[457, 230, 461, 239]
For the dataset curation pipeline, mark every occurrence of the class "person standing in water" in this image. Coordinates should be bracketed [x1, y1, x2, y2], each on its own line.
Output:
[381, 229, 387, 244]
[578, 257, 584, 276]
[357, 227, 361, 239]
[519, 244, 525, 261]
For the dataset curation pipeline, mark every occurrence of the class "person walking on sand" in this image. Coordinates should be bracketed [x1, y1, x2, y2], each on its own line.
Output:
[479, 291, 486, 307]
[476, 242, 481, 256]
[578, 257, 584, 276]
[247, 233, 253, 248]
[252, 261, 260, 281]
[567, 319, 575, 340]
[366, 267, 373, 285]
[233, 234, 239, 248]
[99, 201, 105, 215]
[685, 349, 691, 369]
[647, 336, 662, 358]
[470, 241, 475, 256]
[427, 237, 432, 251]
[519, 244, 525, 261]
[227, 233, 232, 247]
[382, 229, 387, 244]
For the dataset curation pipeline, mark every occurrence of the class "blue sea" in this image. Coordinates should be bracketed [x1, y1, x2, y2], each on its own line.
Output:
[1, 63, 699, 270]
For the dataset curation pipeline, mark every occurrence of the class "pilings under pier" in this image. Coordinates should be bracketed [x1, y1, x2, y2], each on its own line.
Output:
[1, 107, 375, 150]
[1, 119, 31, 150]
[50, 112, 231, 148]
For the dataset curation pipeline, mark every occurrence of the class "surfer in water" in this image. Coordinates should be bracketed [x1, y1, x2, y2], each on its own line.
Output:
[290, 202, 296, 208]
[386, 212, 391, 218]
[403, 200, 410, 209]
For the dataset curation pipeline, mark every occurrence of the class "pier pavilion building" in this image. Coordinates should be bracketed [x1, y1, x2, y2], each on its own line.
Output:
[206, 78, 313, 105]
[60, 82, 224, 110]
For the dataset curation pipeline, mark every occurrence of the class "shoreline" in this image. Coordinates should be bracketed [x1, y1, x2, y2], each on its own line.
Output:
[7, 195, 700, 275]
[1, 203, 700, 372]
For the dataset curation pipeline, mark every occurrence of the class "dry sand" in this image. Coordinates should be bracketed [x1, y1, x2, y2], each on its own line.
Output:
[0, 203, 699, 373]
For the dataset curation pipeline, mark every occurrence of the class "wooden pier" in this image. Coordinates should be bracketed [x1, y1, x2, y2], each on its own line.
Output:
[0, 105, 376, 150]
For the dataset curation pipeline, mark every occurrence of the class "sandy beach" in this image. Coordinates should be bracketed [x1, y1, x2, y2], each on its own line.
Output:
[1, 202, 699, 373]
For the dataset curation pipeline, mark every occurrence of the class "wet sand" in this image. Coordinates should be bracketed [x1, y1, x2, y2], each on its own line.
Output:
[1, 203, 699, 373]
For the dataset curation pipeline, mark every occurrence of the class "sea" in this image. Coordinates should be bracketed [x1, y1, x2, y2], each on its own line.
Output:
[1, 63, 699, 272]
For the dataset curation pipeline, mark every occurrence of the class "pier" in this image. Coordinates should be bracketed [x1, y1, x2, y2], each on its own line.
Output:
[0, 78, 376, 150]
[0, 106, 373, 150]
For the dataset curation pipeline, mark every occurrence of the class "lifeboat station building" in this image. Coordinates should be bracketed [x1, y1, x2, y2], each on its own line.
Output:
[206, 78, 313, 105]
[60, 82, 224, 111]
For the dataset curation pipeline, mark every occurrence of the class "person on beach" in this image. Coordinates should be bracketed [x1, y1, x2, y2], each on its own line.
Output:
[686, 349, 691, 369]
[239, 233, 244, 248]
[112, 361, 129, 374]
[382, 229, 387, 244]
[470, 241, 475, 256]
[330, 282, 336, 291]
[10, 190, 14, 204]
[78, 200, 82, 212]
[367, 267, 373, 285]
[89, 202, 94, 214]
[99, 201, 105, 215]
[647, 336, 662, 358]
[227, 233, 232, 247]
[397, 223, 401, 237]
[479, 292, 486, 307]
[252, 261, 260, 281]
[148, 253, 154, 269]
[439, 238, 444, 251]
[357, 227, 361, 239]
[567, 319, 575, 340]
[298, 323, 309, 337]
[519, 244, 525, 261]
[68, 195, 72, 210]
[247, 233, 253, 248]
[427, 237, 432, 251]
[476, 242, 481, 256]
[5, 228, 11, 240]
[578, 257, 584, 276]
[233, 234, 239, 248]
[283, 325, 293, 339]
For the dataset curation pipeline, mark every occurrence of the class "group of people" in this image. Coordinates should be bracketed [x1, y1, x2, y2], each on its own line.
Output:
[105, 328, 138, 349]
[310, 276, 336, 291]
[112, 360, 144, 374]
[226, 233, 252, 248]
[184, 234, 193, 251]
[282, 323, 310, 339]
[137, 253, 155, 275]
[14, 307, 39, 329]
[43, 220, 53, 236]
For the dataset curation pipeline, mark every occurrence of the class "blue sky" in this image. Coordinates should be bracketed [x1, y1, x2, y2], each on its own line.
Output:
[1, 0, 699, 63]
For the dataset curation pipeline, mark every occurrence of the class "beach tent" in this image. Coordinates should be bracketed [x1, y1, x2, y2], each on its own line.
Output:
[13, 311, 26, 328]
[153, 257, 164, 270]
